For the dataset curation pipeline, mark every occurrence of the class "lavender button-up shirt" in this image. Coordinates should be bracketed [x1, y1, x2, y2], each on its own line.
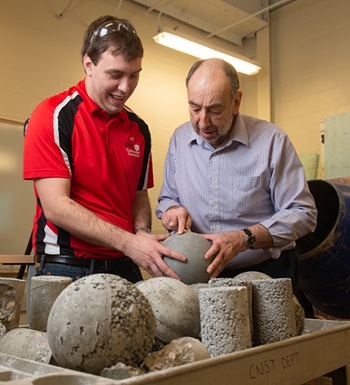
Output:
[156, 113, 317, 269]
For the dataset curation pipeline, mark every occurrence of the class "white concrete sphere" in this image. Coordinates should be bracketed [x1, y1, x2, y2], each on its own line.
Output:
[47, 274, 155, 375]
[137, 277, 200, 344]
[162, 232, 213, 284]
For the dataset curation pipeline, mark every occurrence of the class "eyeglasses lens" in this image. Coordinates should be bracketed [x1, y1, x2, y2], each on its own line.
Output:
[90, 20, 137, 45]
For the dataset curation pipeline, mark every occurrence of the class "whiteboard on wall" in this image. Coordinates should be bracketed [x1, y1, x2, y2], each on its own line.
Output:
[0, 121, 35, 254]
[324, 111, 350, 180]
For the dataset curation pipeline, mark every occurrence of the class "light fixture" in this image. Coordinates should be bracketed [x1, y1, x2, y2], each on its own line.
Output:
[153, 27, 261, 76]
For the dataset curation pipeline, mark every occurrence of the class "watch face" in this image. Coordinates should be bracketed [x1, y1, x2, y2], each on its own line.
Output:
[243, 229, 256, 249]
[246, 236, 256, 248]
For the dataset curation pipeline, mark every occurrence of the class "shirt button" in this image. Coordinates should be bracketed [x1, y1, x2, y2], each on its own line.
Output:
[211, 203, 215, 207]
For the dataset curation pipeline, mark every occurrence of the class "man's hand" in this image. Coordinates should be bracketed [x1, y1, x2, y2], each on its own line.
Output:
[126, 231, 187, 280]
[201, 225, 273, 279]
[201, 231, 246, 279]
[161, 206, 192, 234]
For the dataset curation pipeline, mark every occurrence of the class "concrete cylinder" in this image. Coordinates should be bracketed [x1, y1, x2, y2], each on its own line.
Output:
[209, 277, 254, 345]
[199, 286, 251, 357]
[252, 278, 297, 345]
[30, 276, 72, 332]
[0, 277, 26, 332]
[0, 327, 53, 364]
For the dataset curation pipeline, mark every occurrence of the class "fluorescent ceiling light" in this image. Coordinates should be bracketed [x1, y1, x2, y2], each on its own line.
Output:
[153, 27, 261, 76]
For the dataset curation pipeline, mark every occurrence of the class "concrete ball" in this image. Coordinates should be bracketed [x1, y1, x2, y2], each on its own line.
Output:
[234, 271, 272, 281]
[162, 232, 213, 284]
[137, 277, 200, 344]
[47, 274, 155, 375]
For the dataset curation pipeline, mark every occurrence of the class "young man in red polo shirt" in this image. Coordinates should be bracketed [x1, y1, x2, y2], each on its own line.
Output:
[23, 15, 185, 283]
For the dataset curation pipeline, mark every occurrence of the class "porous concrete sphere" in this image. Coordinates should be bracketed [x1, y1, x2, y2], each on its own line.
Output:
[47, 274, 155, 375]
[162, 232, 213, 284]
[137, 277, 200, 344]
[234, 271, 272, 281]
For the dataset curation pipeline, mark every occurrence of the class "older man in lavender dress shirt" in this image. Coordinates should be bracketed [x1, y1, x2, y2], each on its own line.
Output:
[156, 59, 317, 310]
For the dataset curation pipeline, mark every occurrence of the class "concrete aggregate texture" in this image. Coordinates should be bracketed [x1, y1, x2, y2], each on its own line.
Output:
[199, 286, 251, 357]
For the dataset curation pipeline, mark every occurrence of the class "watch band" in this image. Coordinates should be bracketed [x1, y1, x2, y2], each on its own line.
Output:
[135, 227, 152, 234]
[242, 228, 253, 237]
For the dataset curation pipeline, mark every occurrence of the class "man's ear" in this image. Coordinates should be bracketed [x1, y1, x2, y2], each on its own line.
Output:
[83, 54, 93, 75]
[233, 91, 243, 115]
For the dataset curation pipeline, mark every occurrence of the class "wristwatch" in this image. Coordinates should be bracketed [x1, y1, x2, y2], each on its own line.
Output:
[242, 228, 256, 249]
[135, 227, 152, 234]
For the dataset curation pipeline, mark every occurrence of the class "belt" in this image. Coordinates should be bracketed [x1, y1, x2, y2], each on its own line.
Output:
[35, 254, 132, 271]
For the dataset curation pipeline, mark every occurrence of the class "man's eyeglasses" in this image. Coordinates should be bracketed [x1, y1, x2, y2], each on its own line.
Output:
[88, 20, 137, 49]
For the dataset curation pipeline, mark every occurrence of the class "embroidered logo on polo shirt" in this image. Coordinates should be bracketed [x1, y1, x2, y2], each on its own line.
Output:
[125, 138, 140, 158]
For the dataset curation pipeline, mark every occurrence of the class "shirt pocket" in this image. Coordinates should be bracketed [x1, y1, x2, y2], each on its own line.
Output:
[221, 176, 263, 219]
[227, 176, 261, 192]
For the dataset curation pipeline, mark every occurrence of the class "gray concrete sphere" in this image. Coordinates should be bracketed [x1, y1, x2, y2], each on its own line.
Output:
[163, 232, 213, 284]
[47, 274, 155, 375]
[137, 277, 200, 344]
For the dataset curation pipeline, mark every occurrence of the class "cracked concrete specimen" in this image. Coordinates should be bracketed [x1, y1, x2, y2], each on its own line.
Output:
[252, 278, 297, 345]
[47, 273, 156, 375]
[162, 232, 213, 284]
[0, 327, 54, 364]
[143, 336, 210, 372]
[0, 278, 25, 332]
[137, 277, 200, 344]
[199, 286, 251, 357]
[101, 336, 210, 380]
[101, 362, 147, 380]
[30, 276, 73, 332]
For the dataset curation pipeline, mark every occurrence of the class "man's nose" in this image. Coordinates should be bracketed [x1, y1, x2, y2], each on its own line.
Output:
[118, 77, 130, 93]
[198, 110, 210, 129]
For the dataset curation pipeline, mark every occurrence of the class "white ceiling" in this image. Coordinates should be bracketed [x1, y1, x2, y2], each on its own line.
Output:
[129, 0, 291, 46]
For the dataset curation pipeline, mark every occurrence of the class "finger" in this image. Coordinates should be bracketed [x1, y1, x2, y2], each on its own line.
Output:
[155, 233, 170, 242]
[157, 258, 182, 280]
[204, 244, 220, 261]
[161, 213, 177, 231]
[209, 256, 226, 279]
[177, 216, 187, 234]
[162, 247, 187, 262]
[166, 217, 178, 232]
[207, 252, 224, 274]
[185, 216, 192, 231]
[143, 260, 165, 278]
